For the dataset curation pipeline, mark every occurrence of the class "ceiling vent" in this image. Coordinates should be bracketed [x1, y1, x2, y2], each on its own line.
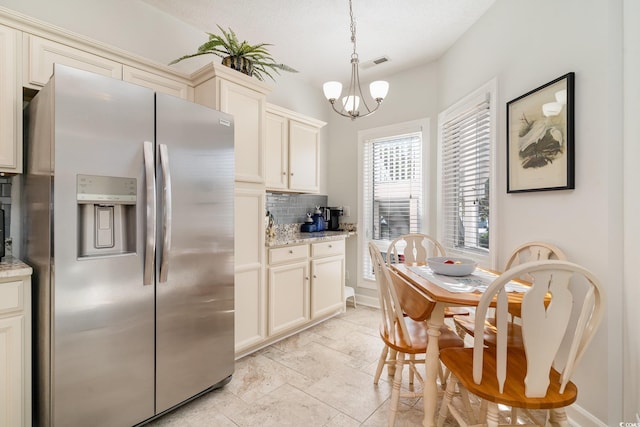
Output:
[361, 56, 391, 70]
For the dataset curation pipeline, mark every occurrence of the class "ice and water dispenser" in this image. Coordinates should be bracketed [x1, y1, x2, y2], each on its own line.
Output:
[77, 174, 137, 258]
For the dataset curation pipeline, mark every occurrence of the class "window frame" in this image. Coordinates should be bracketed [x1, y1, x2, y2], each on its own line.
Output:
[437, 79, 498, 268]
[357, 118, 430, 289]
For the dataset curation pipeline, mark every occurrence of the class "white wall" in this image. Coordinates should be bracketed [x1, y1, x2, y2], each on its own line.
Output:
[434, 1, 621, 423]
[327, 0, 626, 424]
[623, 0, 640, 422]
[323, 62, 439, 295]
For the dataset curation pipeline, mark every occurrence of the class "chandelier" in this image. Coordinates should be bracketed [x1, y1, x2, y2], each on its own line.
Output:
[322, 0, 389, 120]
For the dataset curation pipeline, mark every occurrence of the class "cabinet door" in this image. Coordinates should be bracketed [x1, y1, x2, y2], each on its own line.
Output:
[219, 80, 265, 183]
[265, 112, 288, 190]
[289, 120, 320, 193]
[0, 25, 20, 172]
[0, 315, 24, 427]
[311, 255, 345, 319]
[234, 266, 266, 353]
[234, 188, 265, 353]
[24, 34, 123, 87]
[268, 261, 309, 335]
[123, 65, 191, 100]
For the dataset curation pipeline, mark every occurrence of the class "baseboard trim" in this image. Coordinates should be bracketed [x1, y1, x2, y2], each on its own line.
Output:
[567, 404, 607, 427]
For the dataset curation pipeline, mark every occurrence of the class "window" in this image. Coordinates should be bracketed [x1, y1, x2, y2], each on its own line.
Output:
[438, 80, 495, 263]
[358, 120, 428, 284]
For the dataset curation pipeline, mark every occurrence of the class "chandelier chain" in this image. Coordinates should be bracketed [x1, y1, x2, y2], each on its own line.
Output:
[349, 0, 357, 58]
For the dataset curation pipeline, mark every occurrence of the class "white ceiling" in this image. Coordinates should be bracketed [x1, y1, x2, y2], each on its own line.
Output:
[142, 0, 495, 86]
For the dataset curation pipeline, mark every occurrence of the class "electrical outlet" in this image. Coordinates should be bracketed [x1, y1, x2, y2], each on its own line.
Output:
[343, 206, 351, 217]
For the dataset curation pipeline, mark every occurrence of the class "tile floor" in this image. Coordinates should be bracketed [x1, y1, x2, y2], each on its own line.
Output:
[144, 305, 542, 426]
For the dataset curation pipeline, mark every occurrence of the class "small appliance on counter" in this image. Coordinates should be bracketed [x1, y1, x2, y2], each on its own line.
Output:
[300, 213, 316, 232]
[312, 206, 325, 232]
[323, 206, 344, 231]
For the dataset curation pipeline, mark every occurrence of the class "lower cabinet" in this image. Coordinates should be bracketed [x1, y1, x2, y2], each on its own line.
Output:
[233, 187, 267, 354]
[0, 269, 32, 427]
[266, 239, 345, 337]
[235, 238, 346, 357]
[268, 260, 309, 335]
[311, 255, 345, 319]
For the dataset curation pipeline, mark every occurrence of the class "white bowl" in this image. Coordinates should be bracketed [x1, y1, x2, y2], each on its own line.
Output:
[427, 257, 477, 276]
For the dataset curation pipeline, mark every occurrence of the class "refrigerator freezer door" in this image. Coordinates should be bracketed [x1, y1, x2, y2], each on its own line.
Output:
[154, 93, 235, 412]
[27, 64, 156, 427]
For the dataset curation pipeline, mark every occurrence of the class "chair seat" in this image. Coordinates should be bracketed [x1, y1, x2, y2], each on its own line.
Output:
[439, 347, 578, 410]
[453, 315, 524, 348]
[380, 317, 464, 354]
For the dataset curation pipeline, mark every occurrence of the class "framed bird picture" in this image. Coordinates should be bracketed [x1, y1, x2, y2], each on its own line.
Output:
[506, 72, 575, 193]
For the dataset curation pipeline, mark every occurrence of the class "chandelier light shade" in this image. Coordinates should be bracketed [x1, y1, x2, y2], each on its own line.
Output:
[323, 0, 389, 120]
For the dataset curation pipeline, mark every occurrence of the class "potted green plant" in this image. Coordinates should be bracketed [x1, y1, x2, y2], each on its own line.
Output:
[169, 25, 298, 82]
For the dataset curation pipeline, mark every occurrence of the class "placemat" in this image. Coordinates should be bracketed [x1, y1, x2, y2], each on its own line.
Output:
[406, 265, 529, 293]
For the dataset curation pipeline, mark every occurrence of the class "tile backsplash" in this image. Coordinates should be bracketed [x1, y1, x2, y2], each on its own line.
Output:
[266, 192, 328, 225]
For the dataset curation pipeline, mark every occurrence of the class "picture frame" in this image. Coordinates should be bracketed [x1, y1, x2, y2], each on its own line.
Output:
[506, 72, 575, 193]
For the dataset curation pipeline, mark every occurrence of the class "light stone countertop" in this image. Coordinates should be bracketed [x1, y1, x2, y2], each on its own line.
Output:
[266, 230, 356, 248]
[0, 257, 33, 278]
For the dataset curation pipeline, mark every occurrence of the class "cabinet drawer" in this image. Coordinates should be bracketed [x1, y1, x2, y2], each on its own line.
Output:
[311, 240, 345, 258]
[0, 280, 24, 314]
[269, 245, 309, 265]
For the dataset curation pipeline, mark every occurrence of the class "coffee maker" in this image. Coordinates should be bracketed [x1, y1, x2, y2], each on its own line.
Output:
[323, 207, 343, 231]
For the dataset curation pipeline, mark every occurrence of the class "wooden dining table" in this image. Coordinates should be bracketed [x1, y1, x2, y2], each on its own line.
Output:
[388, 263, 529, 427]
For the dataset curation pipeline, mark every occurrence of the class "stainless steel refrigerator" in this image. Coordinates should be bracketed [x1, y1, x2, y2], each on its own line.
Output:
[21, 64, 235, 427]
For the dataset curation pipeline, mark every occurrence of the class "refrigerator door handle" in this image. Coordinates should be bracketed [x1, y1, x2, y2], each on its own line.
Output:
[159, 143, 172, 283]
[143, 141, 156, 286]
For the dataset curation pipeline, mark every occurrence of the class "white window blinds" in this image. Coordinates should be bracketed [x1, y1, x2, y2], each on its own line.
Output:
[440, 93, 491, 255]
[362, 132, 423, 280]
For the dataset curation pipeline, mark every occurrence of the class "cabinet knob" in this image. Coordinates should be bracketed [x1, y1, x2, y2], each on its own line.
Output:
[290, 172, 294, 176]
[329, 244, 332, 248]
[305, 276, 309, 280]
[313, 274, 317, 279]
[289, 250, 293, 254]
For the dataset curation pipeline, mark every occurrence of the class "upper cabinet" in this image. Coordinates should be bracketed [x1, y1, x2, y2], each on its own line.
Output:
[192, 63, 271, 184]
[122, 65, 192, 99]
[265, 104, 326, 193]
[0, 24, 21, 173]
[23, 34, 123, 88]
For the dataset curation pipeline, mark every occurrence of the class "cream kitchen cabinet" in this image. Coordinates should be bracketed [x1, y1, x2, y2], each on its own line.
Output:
[123, 65, 192, 100]
[193, 63, 271, 184]
[310, 240, 345, 319]
[23, 34, 123, 88]
[0, 24, 21, 173]
[267, 244, 310, 335]
[265, 104, 326, 193]
[234, 186, 267, 354]
[0, 262, 33, 427]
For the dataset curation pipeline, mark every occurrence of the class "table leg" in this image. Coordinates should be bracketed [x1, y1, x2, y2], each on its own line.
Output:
[423, 303, 445, 427]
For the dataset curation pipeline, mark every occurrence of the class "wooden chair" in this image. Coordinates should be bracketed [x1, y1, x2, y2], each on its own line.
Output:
[386, 233, 470, 318]
[453, 241, 567, 346]
[368, 242, 464, 426]
[437, 260, 605, 427]
[385, 233, 446, 266]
